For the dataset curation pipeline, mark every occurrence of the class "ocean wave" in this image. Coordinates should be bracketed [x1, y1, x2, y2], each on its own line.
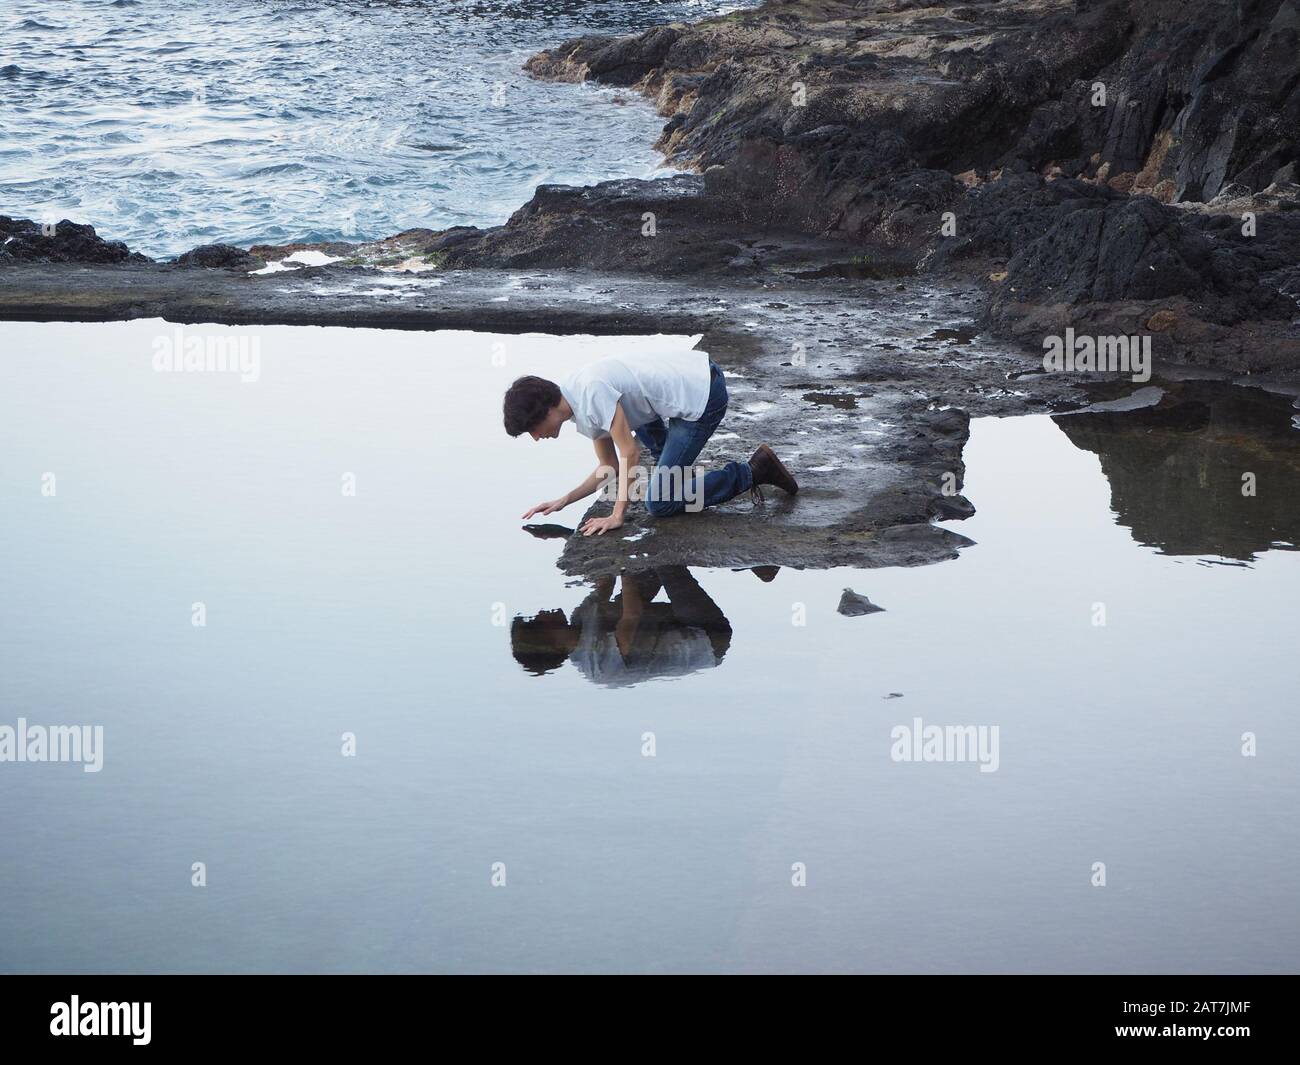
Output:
[238, 163, 308, 178]
[0, 0, 749, 257]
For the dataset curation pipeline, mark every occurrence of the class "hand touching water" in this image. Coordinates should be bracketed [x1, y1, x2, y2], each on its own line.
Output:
[522, 498, 567, 519]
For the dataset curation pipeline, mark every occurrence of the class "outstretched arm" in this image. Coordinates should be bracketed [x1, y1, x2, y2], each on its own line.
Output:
[521, 434, 620, 520]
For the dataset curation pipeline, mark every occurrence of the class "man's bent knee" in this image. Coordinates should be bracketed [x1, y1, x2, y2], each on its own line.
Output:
[645, 495, 680, 519]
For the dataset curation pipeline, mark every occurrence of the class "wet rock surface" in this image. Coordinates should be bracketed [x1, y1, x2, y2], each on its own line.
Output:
[0, 216, 148, 265]
[172, 244, 266, 272]
[982, 180, 1300, 372]
[427, 174, 853, 277]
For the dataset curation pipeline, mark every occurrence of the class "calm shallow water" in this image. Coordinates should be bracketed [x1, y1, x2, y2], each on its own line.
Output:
[0, 0, 744, 257]
[1, 320, 1297, 973]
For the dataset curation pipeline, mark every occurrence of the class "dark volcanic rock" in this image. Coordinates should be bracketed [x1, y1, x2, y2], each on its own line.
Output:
[993, 191, 1296, 321]
[968, 177, 1300, 370]
[0, 216, 148, 265]
[526, 25, 683, 86]
[531, 0, 1296, 223]
[521, 0, 1300, 369]
[173, 243, 264, 271]
[526, 0, 1129, 238]
[432, 173, 843, 277]
[1006, 0, 1300, 202]
[438, 175, 740, 274]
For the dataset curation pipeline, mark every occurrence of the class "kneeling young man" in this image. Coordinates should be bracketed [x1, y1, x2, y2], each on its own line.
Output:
[504, 350, 798, 536]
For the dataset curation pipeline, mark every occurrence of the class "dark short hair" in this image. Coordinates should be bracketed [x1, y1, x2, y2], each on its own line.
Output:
[503, 376, 561, 437]
[510, 611, 573, 675]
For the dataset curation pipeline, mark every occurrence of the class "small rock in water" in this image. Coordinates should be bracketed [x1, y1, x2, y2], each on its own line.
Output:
[838, 588, 884, 616]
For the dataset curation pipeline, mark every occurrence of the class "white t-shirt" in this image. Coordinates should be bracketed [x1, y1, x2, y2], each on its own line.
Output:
[568, 597, 720, 687]
[559, 350, 712, 440]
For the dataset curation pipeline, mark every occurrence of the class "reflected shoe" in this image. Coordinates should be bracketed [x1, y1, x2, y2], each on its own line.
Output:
[748, 444, 799, 503]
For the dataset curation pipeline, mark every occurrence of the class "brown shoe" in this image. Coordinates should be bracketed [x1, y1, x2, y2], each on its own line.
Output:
[748, 444, 799, 501]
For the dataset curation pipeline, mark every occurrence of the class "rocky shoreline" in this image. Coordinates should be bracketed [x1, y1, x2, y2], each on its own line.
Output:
[518, 0, 1300, 367]
[2, 0, 1298, 576]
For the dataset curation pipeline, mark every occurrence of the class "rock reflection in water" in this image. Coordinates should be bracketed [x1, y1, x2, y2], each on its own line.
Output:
[512, 567, 745, 687]
[1054, 382, 1300, 561]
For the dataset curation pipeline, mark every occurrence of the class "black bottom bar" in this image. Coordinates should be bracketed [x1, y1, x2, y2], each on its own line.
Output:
[0, 975, 1289, 1051]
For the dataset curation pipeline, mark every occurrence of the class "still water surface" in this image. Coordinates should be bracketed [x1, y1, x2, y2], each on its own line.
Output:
[0, 320, 1296, 972]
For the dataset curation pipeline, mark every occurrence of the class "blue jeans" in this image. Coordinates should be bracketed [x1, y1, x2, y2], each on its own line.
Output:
[634, 362, 753, 518]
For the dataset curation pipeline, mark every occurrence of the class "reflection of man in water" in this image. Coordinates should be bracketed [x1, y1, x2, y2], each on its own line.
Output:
[511, 568, 732, 687]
